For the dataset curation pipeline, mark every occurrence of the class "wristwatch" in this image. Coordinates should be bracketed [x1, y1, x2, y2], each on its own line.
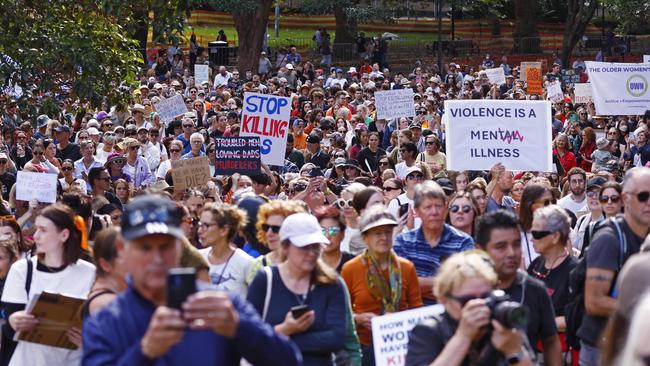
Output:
[505, 351, 525, 365]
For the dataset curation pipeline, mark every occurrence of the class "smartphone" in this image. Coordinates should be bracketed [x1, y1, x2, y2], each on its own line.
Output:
[309, 167, 323, 177]
[290, 304, 311, 319]
[399, 203, 409, 217]
[166, 268, 197, 310]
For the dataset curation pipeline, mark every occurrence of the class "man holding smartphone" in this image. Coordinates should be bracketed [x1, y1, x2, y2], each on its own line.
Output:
[82, 195, 301, 365]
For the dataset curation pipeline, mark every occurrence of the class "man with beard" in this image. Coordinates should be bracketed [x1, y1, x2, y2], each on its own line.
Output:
[557, 167, 588, 215]
[475, 210, 562, 366]
[486, 163, 516, 213]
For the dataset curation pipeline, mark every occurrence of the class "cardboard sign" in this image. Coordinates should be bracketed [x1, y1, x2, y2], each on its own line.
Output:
[171, 156, 211, 191]
[214, 137, 262, 175]
[526, 67, 543, 95]
[154, 94, 188, 123]
[375, 89, 416, 120]
[16, 171, 58, 203]
[486, 67, 506, 85]
[547, 80, 564, 102]
[574, 83, 593, 104]
[240, 92, 291, 166]
[520, 61, 542, 82]
[445, 100, 553, 172]
[195, 64, 210, 85]
[585, 61, 650, 115]
[372, 305, 444, 366]
[17, 292, 85, 350]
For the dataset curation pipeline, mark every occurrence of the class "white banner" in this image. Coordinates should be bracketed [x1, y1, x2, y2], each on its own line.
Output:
[240, 92, 291, 166]
[372, 305, 443, 366]
[520, 61, 542, 82]
[445, 100, 553, 172]
[486, 67, 506, 85]
[585, 61, 650, 115]
[154, 94, 188, 123]
[194, 64, 209, 85]
[644, 55, 650, 63]
[16, 172, 58, 203]
[574, 83, 593, 104]
[547, 80, 563, 102]
[375, 89, 415, 120]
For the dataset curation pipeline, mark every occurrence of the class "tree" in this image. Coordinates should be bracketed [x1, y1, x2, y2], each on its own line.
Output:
[512, 0, 540, 53]
[0, 0, 142, 107]
[560, 0, 597, 68]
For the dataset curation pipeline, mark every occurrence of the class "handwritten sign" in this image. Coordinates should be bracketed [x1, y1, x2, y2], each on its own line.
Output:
[195, 64, 209, 85]
[520, 61, 542, 82]
[214, 137, 262, 175]
[561, 70, 581, 87]
[375, 89, 416, 120]
[154, 94, 188, 123]
[547, 80, 563, 102]
[16, 172, 58, 203]
[486, 67, 506, 85]
[372, 305, 444, 366]
[240, 92, 291, 166]
[171, 156, 211, 191]
[585, 61, 650, 115]
[574, 83, 593, 104]
[445, 99, 553, 172]
[526, 67, 543, 95]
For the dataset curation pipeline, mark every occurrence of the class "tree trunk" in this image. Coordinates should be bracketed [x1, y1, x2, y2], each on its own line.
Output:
[561, 0, 597, 68]
[333, 7, 357, 59]
[512, 0, 539, 53]
[233, 0, 274, 74]
[133, 7, 150, 62]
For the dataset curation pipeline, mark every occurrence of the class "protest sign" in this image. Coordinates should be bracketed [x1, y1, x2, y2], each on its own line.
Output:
[375, 89, 416, 120]
[520, 61, 542, 81]
[154, 94, 188, 123]
[372, 305, 443, 366]
[526, 66, 543, 95]
[16, 171, 57, 203]
[644, 55, 650, 63]
[194, 64, 209, 85]
[574, 83, 593, 104]
[240, 92, 291, 166]
[486, 67, 506, 85]
[214, 137, 261, 175]
[445, 100, 553, 172]
[585, 61, 650, 115]
[561, 70, 581, 87]
[171, 156, 211, 191]
[546, 80, 563, 102]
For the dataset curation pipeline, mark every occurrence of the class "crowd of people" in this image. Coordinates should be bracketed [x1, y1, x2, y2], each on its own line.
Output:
[0, 42, 648, 366]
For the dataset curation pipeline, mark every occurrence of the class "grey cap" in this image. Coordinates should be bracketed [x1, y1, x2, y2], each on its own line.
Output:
[359, 205, 398, 234]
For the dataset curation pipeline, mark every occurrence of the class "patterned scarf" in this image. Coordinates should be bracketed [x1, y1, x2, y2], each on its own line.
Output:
[362, 249, 402, 314]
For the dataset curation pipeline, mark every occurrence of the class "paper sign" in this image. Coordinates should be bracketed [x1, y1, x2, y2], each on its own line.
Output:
[372, 305, 444, 366]
[214, 137, 262, 175]
[527, 67, 543, 95]
[445, 100, 553, 172]
[16, 171, 57, 203]
[195, 64, 209, 85]
[375, 89, 416, 120]
[644, 55, 650, 63]
[486, 67, 506, 85]
[585, 61, 650, 115]
[240, 92, 291, 166]
[561, 70, 581, 87]
[171, 156, 211, 191]
[520, 61, 542, 82]
[547, 80, 563, 102]
[574, 83, 593, 104]
[154, 94, 188, 123]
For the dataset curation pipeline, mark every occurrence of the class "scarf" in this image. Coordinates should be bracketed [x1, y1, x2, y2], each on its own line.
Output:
[362, 249, 402, 314]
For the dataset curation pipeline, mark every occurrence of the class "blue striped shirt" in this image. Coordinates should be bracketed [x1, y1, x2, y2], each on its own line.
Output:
[394, 224, 474, 278]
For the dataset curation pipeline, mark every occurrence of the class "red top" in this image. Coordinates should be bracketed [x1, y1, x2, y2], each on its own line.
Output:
[579, 142, 596, 172]
[554, 149, 577, 176]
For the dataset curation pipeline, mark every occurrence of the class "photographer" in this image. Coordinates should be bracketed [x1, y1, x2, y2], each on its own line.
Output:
[406, 251, 533, 366]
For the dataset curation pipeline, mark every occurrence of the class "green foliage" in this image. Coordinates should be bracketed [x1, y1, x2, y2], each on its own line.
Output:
[607, 0, 650, 34]
[0, 0, 142, 107]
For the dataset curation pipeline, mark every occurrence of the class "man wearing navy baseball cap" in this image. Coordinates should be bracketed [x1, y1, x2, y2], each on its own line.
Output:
[82, 195, 301, 365]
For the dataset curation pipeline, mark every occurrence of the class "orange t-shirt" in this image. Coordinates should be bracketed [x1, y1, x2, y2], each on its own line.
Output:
[293, 132, 307, 150]
[341, 255, 423, 345]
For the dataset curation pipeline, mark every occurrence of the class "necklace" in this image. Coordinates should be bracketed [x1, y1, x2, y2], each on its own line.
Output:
[209, 248, 235, 286]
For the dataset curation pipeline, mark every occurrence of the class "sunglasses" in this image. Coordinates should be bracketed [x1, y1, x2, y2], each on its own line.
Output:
[261, 224, 281, 234]
[169, 149, 181, 153]
[33, 151, 44, 156]
[407, 174, 424, 181]
[531, 230, 553, 240]
[111, 159, 126, 165]
[62, 166, 74, 171]
[183, 124, 194, 128]
[631, 191, 650, 203]
[335, 199, 353, 209]
[322, 226, 342, 236]
[450, 205, 472, 214]
[103, 123, 114, 127]
[586, 191, 599, 198]
[383, 186, 400, 192]
[379, 161, 389, 166]
[208, 149, 215, 153]
[447, 291, 491, 307]
[425, 141, 437, 145]
[599, 195, 620, 203]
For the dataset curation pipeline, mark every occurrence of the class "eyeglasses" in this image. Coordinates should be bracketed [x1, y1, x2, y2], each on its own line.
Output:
[383, 186, 400, 192]
[191, 140, 203, 144]
[322, 226, 342, 236]
[599, 195, 620, 203]
[169, 149, 181, 153]
[447, 291, 491, 307]
[425, 141, 436, 145]
[586, 191, 599, 198]
[450, 205, 472, 214]
[197, 222, 219, 231]
[183, 124, 194, 128]
[261, 224, 281, 234]
[379, 161, 389, 166]
[407, 174, 424, 181]
[629, 191, 650, 203]
[531, 230, 553, 240]
[103, 123, 114, 127]
[335, 199, 353, 209]
[208, 149, 215, 153]
[62, 166, 74, 171]
[33, 151, 44, 156]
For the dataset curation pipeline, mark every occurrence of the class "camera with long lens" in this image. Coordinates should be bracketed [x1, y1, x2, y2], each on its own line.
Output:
[484, 290, 528, 329]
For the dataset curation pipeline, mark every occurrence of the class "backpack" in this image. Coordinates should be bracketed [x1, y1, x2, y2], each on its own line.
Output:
[564, 216, 627, 350]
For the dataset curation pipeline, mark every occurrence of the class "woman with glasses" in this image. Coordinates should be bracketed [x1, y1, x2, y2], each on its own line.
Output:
[446, 192, 480, 237]
[417, 135, 446, 176]
[387, 166, 424, 230]
[599, 181, 623, 218]
[382, 178, 403, 205]
[205, 142, 217, 177]
[95, 131, 116, 163]
[519, 183, 555, 268]
[316, 206, 354, 273]
[22, 141, 48, 173]
[197, 203, 253, 297]
[156, 140, 183, 180]
[121, 138, 153, 189]
[58, 159, 87, 192]
[337, 183, 366, 255]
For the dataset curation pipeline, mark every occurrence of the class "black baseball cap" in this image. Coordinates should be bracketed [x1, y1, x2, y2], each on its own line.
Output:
[121, 196, 185, 241]
[306, 134, 321, 144]
[587, 176, 607, 191]
[54, 125, 71, 134]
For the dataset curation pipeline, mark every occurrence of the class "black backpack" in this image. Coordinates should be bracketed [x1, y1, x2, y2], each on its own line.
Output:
[564, 216, 627, 350]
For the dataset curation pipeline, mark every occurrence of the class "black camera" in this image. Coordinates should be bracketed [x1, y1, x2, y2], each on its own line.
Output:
[484, 290, 528, 329]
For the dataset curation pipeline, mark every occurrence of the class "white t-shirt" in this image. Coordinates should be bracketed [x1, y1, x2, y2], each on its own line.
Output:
[156, 159, 172, 180]
[520, 231, 539, 269]
[1, 257, 95, 366]
[557, 194, 588, 216]
[387, 193, 421, 230]
[198, 248, 253, 298]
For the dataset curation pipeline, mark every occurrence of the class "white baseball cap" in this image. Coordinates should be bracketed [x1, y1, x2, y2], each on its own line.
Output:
[279, 213, 330, 247]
